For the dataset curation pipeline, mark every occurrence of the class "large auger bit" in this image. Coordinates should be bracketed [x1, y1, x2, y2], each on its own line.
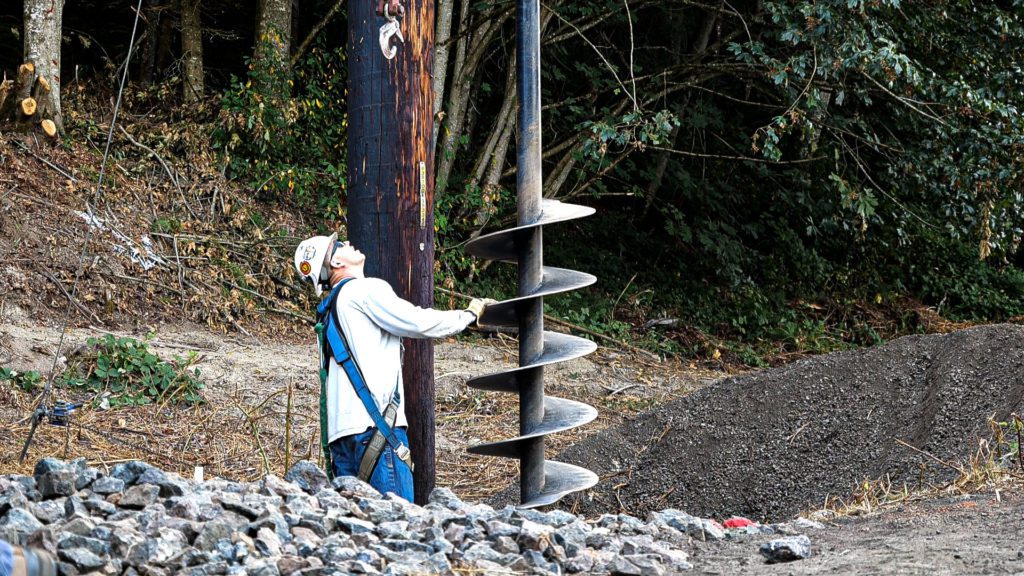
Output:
[465, 199, 599, 508]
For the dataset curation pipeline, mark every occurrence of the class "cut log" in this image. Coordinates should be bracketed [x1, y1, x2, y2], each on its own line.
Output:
[31, 76, 50, 119]
[20, 97, 37, 117]
[14, 64, 33, 101]
[0, 76, 11, 111]
[3, 62, 60, 136]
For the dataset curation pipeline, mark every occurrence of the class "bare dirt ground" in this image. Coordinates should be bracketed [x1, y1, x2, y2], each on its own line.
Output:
[4, 312, 1024, 575]
[0, 305, 713, 499]
[689, 486, 1024, 575]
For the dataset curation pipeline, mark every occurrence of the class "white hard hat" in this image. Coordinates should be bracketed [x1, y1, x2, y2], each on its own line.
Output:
[294, 232, 338, 296]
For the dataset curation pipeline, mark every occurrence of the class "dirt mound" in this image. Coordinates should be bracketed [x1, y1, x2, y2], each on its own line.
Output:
[559, 324, 1024, 521]
[0, 132, 314, 340]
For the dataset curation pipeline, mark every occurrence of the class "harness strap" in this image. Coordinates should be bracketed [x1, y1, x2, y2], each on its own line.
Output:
[315, 322, 333, 477]
[318, 279, 414, 480]
[357, 400, 402, 481]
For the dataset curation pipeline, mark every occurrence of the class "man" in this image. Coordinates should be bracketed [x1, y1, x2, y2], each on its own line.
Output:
[293, 233, 491, 501]
[0, 539, 56, 576]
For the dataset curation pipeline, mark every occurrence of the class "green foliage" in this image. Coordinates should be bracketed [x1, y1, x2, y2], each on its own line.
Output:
[0, 368, 45, 393]
[1, 335, 204, 407]
[728, 0, 1024, 256]
[434, 182, 516, 286]
[910, 232, 1024, 321]
[435, 0, 1024, 367]
[61, 334, 204, 407]
[553, 291, 632, 342]
[212, 35, 348, 217]
[152, 218, 182, 234]
[580, 110, 681, 162]
[204, 0, 1024, 367]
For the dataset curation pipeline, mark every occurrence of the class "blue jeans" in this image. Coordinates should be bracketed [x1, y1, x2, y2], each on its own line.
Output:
[330, 427, 414, 501]
[0, 539, 12, 576]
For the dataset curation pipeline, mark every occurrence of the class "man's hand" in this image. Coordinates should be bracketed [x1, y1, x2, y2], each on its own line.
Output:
[465, 298, 497, 325]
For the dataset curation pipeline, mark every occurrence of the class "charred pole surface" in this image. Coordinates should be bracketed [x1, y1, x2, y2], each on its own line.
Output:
[347, 0, 437, 504]
[464, 0, 598, 508]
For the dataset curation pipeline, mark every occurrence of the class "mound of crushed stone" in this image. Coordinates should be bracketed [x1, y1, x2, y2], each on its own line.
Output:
[559, 324, 1024, 522]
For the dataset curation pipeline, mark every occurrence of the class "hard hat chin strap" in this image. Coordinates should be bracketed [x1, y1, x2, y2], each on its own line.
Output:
[319, 257, 334, 284]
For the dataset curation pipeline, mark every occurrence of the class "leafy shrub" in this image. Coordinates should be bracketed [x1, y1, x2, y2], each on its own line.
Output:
[2, 335, 204, 408]
[0, 368, 44, 392]
[61, 334, 204, 407]
[212, 35, 348, 217]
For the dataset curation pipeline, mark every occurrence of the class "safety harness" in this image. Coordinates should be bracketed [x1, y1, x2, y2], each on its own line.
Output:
[316, 278, 414, 481]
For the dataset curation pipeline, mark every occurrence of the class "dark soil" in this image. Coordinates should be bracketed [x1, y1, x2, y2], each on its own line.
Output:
[560, 323, 1024, 522]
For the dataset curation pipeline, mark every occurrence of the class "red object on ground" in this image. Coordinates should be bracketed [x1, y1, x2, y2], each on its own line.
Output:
[723, 516, 756, 528]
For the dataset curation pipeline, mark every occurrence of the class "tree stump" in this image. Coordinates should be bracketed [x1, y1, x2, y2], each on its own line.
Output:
[1, 62, 60, 138]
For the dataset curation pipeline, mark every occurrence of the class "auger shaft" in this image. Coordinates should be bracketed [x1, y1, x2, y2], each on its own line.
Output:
[516, 0, 545, 504]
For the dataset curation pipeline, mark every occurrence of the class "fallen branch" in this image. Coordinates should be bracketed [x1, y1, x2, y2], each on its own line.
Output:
[13, 140, 78, 182]
[259, 307, 313, 324]
[39, 270, 103, 325]
[118, 126, 197, 220]
[603, 382, 639, 395]
[895, 438, 967, 476]
[110, 272, 184, 297]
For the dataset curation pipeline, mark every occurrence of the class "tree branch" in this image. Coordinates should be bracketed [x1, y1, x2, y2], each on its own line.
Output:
[290, 0, 347, 68]
[646, 144, 824, 164]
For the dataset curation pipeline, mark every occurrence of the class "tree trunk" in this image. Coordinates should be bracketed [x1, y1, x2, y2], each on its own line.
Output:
[434, 7, 509, 195]
[23, 0, 64, 133]
[432, 0, 457, 144]
[347, 0, 437, 504]
[642, 5, 718, 215]
[256, 0, 293, 68]
[156, 1, 175, 74]
[180, 0, 204, 104]
[140, 0, 169, 85]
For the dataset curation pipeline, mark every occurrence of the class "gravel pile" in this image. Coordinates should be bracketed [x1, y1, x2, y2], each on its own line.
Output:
[561, 324, 1024, 521]
[0, 457, 820, 575]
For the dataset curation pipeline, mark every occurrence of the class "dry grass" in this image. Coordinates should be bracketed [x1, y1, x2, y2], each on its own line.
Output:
[2, 380, 324, 482]
[813, 414, 1024, 519]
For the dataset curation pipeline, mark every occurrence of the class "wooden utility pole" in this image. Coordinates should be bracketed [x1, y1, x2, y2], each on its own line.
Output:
[346, 0, 437, 504]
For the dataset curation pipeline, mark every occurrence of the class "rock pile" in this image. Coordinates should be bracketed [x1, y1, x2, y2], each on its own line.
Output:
[0, 458, 818, 575]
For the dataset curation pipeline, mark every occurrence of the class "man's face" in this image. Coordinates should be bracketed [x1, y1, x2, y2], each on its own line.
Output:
[330, 241, 366, 270]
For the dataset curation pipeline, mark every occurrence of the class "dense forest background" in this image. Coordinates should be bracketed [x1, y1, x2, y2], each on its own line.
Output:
[2, 0, 1023, 366]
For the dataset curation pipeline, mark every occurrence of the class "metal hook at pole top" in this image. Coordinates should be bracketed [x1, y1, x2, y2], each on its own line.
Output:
[378, 0, 405, 60]
[377, 0, 405, 19]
